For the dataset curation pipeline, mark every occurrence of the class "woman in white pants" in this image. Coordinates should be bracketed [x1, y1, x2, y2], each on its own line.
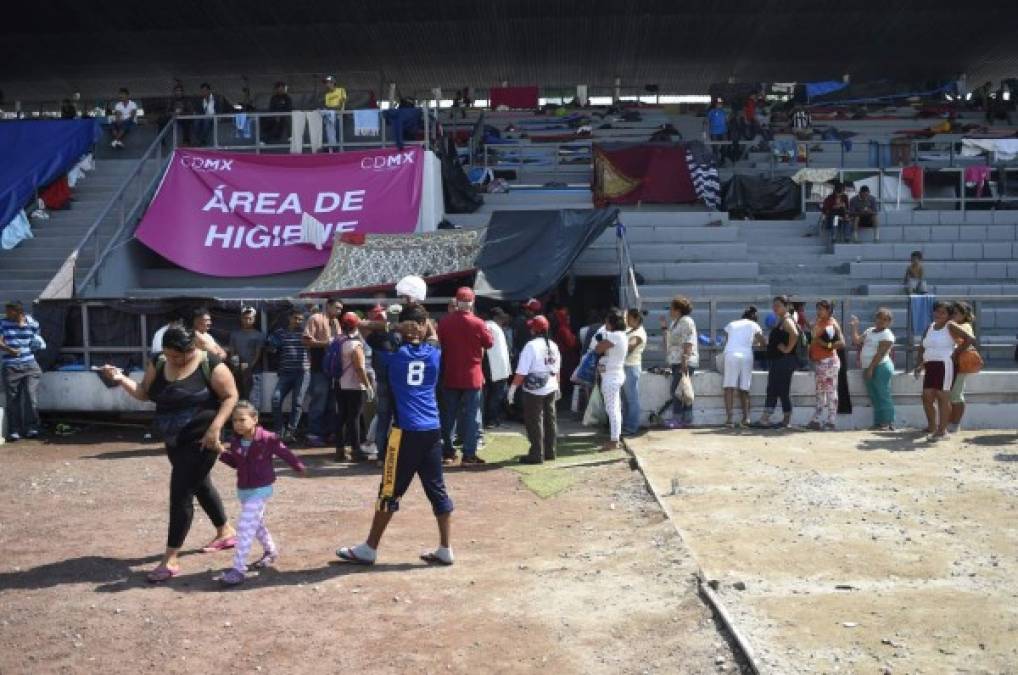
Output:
[721, 306, 766, 427]
[594, 309, 628, 451]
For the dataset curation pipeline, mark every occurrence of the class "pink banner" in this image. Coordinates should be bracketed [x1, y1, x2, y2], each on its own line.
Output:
[135, 148, 423, 277]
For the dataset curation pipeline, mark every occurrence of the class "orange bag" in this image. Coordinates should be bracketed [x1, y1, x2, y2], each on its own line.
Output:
[957, 349, 984, 375]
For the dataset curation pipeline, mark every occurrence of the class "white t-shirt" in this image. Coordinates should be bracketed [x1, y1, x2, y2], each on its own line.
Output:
[485, 321, 512, 382]
[600, 330, 628, 376]
[515, 337, 561, 396]
[114, 100, 138, 121]
[860, 327, 895, 365]
[723, 319, 763, 355]
[624, 325, 648, 367]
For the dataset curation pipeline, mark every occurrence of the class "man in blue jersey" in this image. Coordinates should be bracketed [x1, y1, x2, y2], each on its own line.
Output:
[337, 304, 455, 566]
[0, 301, 44, 441]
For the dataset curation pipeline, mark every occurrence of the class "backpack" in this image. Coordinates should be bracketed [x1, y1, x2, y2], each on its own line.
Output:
[322, 336, 356, 379]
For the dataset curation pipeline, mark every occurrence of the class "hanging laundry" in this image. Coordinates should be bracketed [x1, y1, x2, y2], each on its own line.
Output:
[1, 209, 32, 250]
[298, 212, 328, 250]
[353, 109, 380, 136]
[960, 138, 1018, 161]
[963, 165, 991, 197]
[900, 165, 924, 199]
[684, 142, 721, 210]
[790, 168, 838, 185]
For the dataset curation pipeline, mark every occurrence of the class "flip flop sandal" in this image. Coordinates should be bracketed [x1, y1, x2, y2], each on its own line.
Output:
[146, 565, 180, 583]
[251, 552, 278, 569]
[336, 547, 375, 565]
[201, 536, 237, 553]
[420, 552, 454, 566]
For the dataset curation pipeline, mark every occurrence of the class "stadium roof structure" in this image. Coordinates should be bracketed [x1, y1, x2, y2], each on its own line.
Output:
[2, 0, 1017, 102]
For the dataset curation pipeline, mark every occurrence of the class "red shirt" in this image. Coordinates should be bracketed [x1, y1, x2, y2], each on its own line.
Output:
[437, 311, 494, 389]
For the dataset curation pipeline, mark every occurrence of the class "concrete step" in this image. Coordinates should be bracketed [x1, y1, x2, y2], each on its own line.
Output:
[863, 283, 1018, 296]
[832, 241, 1018, 261]
[851, 260, 1018, 281]
[577, 261, 759, 282]
[637, 283, 773, 301]
[580, 242, 747, 263]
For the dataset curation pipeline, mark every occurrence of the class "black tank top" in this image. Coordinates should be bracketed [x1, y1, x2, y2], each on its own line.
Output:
[767, 324, 793, 360]
[148, 354, 222, 446]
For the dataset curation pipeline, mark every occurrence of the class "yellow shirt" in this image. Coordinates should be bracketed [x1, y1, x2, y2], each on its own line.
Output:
[324, 87, 347, 109]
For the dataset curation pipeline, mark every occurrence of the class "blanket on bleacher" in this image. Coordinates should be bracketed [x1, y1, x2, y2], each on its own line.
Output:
[592, 143, 697, 207]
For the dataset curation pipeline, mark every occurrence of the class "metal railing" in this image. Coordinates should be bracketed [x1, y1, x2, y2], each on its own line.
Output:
[639, 294, 1018, 372]
[171, 107, 434, 153]
[73, 121, 175, 295]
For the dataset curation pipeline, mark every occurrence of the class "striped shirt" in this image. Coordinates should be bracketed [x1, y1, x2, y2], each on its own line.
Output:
[268, 329, 308, 372]
[0, 317, 41, 366]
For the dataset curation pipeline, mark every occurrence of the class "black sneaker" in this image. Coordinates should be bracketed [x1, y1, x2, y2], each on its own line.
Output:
[461, 456, 486, 466]
[518, 456, 542, 465]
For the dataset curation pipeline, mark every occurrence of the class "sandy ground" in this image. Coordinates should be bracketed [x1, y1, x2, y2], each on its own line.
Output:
[0, 428, 741, 674]
[632, 427, 1018, 674]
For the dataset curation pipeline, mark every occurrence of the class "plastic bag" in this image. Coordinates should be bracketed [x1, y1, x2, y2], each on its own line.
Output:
[582, 383, 607, 427]
[674, 371, 695, 406]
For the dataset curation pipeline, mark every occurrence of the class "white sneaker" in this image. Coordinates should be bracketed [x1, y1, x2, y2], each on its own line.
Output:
[111, 140, 117, 148]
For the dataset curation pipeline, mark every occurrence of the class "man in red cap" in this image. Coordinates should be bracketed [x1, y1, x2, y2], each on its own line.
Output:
[436, 287, 493, 465]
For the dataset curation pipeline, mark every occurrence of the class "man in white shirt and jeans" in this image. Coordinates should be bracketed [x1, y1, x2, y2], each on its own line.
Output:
[111, 88, 138, 148]
[482, 308, 513, 428]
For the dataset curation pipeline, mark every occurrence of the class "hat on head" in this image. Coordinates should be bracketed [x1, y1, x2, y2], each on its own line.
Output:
[395, 275, 427, 302]
[240, 306, 256, 316]
[324, 75, 335, 83]
[527, 315, 550, 333]
[455, 287, 475, 303]
[523, 298, 542, 312]
[387, 303, 403, 317]
[340, 312, 361, 329]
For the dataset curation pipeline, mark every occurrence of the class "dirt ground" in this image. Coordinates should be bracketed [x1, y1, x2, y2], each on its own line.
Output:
[0, 427, 741, 674]
[631, 427, 1018, 674]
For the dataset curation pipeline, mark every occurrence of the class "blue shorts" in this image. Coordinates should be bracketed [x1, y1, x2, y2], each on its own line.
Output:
[376, 428, 453, 515]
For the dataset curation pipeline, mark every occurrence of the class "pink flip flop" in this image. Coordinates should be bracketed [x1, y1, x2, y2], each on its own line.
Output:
[147, 565, 180, 583]
[201, 536, 237, 553]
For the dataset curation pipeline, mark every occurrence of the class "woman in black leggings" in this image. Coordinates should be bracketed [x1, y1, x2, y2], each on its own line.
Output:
[101, 326, 239, 582]
[756, 295, 800, 429]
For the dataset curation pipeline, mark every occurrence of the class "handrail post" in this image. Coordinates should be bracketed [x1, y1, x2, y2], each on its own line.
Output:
[339, 110, 345, 152]
[254, 115, 261, 154]
[213, 114, 219, 149]
[380, 110, 386, 149]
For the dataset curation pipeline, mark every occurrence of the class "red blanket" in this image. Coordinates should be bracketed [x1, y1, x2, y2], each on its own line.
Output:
[592, 144, 696, 207]
[40, 175, 72, 210]
[490, 86, 539, 110]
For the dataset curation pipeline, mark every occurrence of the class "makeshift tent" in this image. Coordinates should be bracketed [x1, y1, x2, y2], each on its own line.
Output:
[440, 137, 483, 214]
[592, 143, 697, 207]
[489, 86, 539, 109]
[300, 209, 619, 301]
[473, 208, 618, 301]
[721, 175, 801, 219]
[797, 80, 954, 105]
[300, 229, 483, 298]
[0, 118, 101, 234]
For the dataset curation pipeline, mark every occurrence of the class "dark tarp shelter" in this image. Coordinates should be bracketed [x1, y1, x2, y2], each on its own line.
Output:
[0, 119, 101, 233]
[440, 137, 483, 214]
[721, 175, 801, 219]
[474, 208, 619, 301]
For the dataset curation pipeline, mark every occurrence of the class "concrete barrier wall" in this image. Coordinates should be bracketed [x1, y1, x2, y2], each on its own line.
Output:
[636, 369, 1018, 430]
[10, 369, 1018, 432]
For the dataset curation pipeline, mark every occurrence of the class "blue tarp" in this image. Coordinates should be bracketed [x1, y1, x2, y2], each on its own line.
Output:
[805, 81, 848, 99]
[0, 119, 101, 232]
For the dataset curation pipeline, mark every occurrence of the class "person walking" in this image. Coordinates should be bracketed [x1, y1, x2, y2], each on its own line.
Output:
[336, 305, 455, 566]
[302, 298, 343, 446]
[331, 313, 374, 462]
[914, 302, 972, 441]
[509, 315, 561, 464]
[217, 401, 307, 586]
[849, 309, 896, 430]
[594, 310, 628, 451]
[268, 309, 309, 438]
[100, 327, 239, 582]
[661, 296, 698, 429]
[621, 309, 647, 436]
[483, 308, 512, 429]
[228, 306, 265, 408]
[0, 300, 44, 441]
[807, 300, 845, 431]
[756, 296, 800, 429]
[721, 306, 765, 427]
[436, 288, 493, 466]
[948, 301, 978, 433]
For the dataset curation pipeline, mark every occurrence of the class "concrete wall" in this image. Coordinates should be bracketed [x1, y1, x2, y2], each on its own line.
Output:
[8, 369, 1017, 432]
[636, 369, 1018, 430]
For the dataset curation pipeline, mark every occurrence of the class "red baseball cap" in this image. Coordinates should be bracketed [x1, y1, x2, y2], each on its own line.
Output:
[527, 315, 550, 333]
[523, 298, 542, 312]
[340, 312, 361, 329]
[455, 287, 476, 302]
